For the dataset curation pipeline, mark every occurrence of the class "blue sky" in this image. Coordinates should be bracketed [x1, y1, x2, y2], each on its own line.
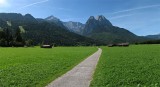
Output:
[0, 0, 160, 36]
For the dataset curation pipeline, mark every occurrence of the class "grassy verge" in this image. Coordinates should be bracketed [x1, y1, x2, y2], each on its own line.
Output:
[90, 45, 160, 87]
[0, 47, 97, 87]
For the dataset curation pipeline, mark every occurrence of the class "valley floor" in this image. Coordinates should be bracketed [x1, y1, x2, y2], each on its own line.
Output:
[90, 45, 160, 87]
[0, 47, 97, 87]
[46, 48, 102, 87]
[0, 45, 160, 87]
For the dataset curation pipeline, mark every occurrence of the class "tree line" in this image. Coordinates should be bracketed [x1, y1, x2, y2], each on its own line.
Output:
[0, 27, 33, 47]
[139, 40, 160, 44]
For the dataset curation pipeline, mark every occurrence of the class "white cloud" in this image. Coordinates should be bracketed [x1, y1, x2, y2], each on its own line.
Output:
[109, 13, 140, 20]
[106, 4, 160, 20]
[14, 0, 49, 11]
[109, 14, 134, 19]
[111, 4, 160, 14]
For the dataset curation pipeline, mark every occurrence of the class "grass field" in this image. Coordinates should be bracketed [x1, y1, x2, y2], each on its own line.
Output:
[0, 47, 97, 87]
[91, 45, 160, 87]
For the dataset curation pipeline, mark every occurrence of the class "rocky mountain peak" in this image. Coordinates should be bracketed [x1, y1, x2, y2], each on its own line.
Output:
[24, 14, 34, 18]
[0, 13, 23, 21]
[86, 16, 97, 24]
[96, 15, 112, 26]
[63, 21, 85, 34]
[45, 15, 66, 28]
[45, 15, 60, 22]
[96, 15, 105, 20]
[89, 16, 96, 20]
[86, 15, 112, 26]
[24, 14, 37, 22]
[83, 15, 114, 35]
[0, 13, 37, 22]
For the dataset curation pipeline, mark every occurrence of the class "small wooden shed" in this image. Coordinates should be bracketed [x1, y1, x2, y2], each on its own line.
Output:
[117, 43, 130, 47]
[41, 44, 53, 48]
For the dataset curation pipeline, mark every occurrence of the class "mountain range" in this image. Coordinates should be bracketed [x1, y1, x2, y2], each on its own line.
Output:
[45, 15, 66, 28]
[146, 34, 160, 39]
[0, 13, 156, 46]
[63, 21, 85, 34]
[45, 15, 153, 43]
[82, 15, 150, 43]
[0, 13, 102, 46]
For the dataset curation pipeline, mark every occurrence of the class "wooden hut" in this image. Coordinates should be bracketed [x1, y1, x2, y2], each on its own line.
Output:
[108, 43, 129, 47]
[108, 44, 116, 47]
[41, 44, 53, 48]
[117, 43, 129, 47]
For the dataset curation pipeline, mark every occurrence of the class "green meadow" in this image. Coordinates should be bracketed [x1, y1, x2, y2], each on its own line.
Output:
[0, 47, 97, 87]
[1, 45, 160, 87]
[91, 45, 160, 87]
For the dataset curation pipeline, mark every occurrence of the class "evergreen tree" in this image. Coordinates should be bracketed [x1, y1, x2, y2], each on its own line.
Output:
[13, 27, 25, 47]
[4, 27, 10, 46]
[0, 30, 6, 46]
[0, 30, 5, 39]
[15, 27, 23, 42]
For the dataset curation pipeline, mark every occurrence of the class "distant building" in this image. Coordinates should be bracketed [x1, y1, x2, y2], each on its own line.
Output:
[108, 43, 129, 47]
[108, 44, 116, 47]
[117, 43, 129, 47]
[41, 44, 53, 48]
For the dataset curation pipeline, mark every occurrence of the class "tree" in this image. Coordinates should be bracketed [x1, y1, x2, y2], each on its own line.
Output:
[0, 30, 5, 39]
[25, 39, 34, 47]
[0, 30, 6, 46]
[13, 27, 25, 47]
[15, 27, 23, 42]
[4, 27, 10, 46]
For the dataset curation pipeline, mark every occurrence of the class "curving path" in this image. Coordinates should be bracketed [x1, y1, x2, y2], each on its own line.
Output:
[46, 48, 102, 87]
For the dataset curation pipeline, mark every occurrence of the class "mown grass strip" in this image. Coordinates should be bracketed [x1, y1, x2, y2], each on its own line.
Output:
[0, 47, 97, 87]
[90, 45, 160, 87]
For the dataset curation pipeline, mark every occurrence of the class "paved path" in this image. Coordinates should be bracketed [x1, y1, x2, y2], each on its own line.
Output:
[46, 48, 102, 87]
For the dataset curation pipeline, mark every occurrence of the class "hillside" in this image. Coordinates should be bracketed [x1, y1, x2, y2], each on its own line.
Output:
[0, 13, 104, 46]
[82, 15, 148, 44]
[45, 15, 66, 28]
[0, 13, 150, 46]
[145, 34, 160, 39]
[63, 21, 85, 34]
